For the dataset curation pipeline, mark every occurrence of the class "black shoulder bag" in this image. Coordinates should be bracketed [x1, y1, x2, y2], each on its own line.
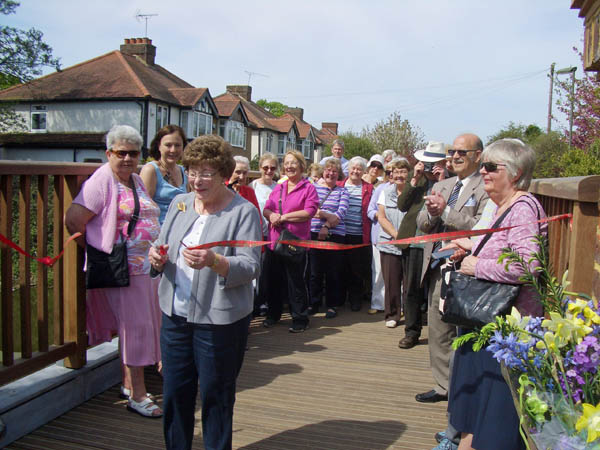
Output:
[441, 199, 539, 329]
[85, 179, 140, 289]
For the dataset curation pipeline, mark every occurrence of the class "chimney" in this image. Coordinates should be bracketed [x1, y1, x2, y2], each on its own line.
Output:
[120, 37, 156, 65]
[226, 85, 252, 102]
[285, 107, 304, 120]
[322, 122, 339, 135]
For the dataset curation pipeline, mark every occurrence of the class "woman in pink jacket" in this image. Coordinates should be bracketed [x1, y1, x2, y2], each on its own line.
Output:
[262, 150, 319, 333]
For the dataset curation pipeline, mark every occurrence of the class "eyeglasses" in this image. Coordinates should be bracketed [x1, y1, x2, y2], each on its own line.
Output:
[187, 171, 218, 180]
[481, 162, 507, 172]
[447, 149, 479, 157]
[110, 150, 140, 159]
[385, 170, 392, 176]
[261, 166, 277, 171]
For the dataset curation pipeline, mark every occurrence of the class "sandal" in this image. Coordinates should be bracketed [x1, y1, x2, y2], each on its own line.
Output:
[127, 396, 163, 418]
[119, 386, 154, 401]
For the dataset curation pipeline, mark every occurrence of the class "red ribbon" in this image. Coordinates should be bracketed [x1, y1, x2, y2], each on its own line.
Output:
[0, 232, 81, 267]
[0, 213, 572, 263]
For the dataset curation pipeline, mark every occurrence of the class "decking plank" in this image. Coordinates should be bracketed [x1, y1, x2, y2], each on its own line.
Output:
[9, 308, 448, 449]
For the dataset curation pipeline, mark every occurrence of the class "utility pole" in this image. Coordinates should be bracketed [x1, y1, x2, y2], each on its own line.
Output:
[556, 66, 577, 147]
[547, 63, 555, 133]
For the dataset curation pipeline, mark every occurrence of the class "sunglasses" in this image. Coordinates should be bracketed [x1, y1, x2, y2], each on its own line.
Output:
[481, 162, 507, 172]
[111, 150, 140, 159]
[370, 163, 383, 170]
[261, 165, 277, 171]
[385, 170, 392, 176]
[447, 149, 478, 157]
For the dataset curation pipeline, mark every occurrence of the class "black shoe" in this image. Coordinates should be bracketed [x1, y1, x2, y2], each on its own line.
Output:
[415, 390, 448, 403]
[398, 335, 419, 349]
[307, 305, 319, 315]
[325, 308, 337, 319]
[435, 431, 447, 443]
[350, 303, 361, 312]
[289, 322, 308, 333]
[263, 318, 277, 328]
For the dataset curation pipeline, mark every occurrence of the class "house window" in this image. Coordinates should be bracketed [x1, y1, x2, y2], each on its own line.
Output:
[302, 139, 314, 158]
[265, 133, 273, 153]
[156, 105, 168, 131]
[219, 120, 245, 148]
[31, 105, 47, 132]
[180, 111, 189, 135]
[277, 135, 286, 155]
[195, 112, 212, 136]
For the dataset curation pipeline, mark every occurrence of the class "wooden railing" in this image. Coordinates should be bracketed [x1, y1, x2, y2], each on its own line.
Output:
[0, 161, 99, 385]
[529, 175, 600, 299]
[0, 163, 598, 386]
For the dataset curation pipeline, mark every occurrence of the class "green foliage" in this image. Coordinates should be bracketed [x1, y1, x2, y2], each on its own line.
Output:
[531, 132, 569, 179]
[361, 111, 425, 156]
[560, 145, 600, 177]
[324, 131, 376, 160]
[250, 154, 259, 170]
[256, 99, 289, 117]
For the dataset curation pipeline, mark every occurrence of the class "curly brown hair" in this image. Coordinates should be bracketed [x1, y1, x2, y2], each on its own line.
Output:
[149, 125, 187, 160]
[182, 135, 235, 178]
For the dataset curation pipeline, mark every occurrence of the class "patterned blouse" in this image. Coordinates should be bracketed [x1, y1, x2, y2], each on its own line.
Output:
[115, 181, 161, 275]
[310, 184, 349, 236]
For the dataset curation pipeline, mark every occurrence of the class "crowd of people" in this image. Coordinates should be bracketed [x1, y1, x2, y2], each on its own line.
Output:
[66, 124, 547, 450]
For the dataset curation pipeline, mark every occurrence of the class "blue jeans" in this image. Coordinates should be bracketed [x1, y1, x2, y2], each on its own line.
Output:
[161, 313, 250, 450]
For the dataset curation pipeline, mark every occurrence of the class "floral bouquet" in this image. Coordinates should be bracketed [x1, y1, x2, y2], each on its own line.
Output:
[453, 236, 600, 450]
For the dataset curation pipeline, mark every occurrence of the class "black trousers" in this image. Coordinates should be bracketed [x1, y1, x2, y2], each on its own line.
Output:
[401, 247, 426, 338]
[342, 234, 372, 308]
[309, 232, 345, 308]
[264, 247, 309, 325]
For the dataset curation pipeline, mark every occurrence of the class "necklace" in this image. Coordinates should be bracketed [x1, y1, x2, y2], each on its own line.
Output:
[158, 160, 174, 185]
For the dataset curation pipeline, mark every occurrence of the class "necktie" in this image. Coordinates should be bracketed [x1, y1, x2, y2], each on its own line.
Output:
[432, 180, 463, 257]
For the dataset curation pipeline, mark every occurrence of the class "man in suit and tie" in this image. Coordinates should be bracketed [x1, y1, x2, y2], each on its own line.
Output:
[415, 133, 489, 407]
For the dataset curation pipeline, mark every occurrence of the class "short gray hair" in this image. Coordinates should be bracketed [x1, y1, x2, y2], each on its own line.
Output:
[233, 155, 250, 167]
[332, 139, 345, 150]
[482, 138, 536, 190]
[106, 125, 142, 150]
[382, 149, 397, 160]
[348, 156, 367, 171]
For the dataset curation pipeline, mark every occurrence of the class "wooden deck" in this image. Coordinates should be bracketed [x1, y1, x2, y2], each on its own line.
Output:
[7, 308, 447, 449]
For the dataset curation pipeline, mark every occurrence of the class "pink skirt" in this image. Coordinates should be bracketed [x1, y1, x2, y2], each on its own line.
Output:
[86, 274, 161, 366]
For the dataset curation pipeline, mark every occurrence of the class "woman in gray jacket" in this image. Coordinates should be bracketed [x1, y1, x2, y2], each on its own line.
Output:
[148, 135, 261, 450]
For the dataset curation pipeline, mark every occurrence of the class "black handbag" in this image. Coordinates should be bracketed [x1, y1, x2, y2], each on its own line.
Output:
[441, 199, 540, 328]
[273, 187, 307, 261]
[85, 180, 140, 289]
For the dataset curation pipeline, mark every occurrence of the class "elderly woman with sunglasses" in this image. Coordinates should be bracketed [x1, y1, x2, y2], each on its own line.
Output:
[442, 139, 547, 450]
[65, 125, 162, 418]
[148, 135, 261, 450]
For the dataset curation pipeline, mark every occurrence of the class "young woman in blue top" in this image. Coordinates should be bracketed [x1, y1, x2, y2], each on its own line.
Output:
[140, 125, 188, 224]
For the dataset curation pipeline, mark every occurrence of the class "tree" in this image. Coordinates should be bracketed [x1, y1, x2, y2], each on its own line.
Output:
[361, 111, 425, 157]
[256, 99, 289, 117]
[560, 140, 600, 177]
[554, 48, 600, 150]
[324, 131, 375, 161]
[0, 0, 61, 132]
[486, 122, 542, 146]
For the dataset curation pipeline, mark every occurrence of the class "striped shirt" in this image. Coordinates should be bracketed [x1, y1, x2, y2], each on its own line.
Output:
[344, 182, 363, 236]
[310, 185, 349, 236]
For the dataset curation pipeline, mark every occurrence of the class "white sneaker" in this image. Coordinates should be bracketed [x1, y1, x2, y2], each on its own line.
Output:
[385, 320, 397, 328]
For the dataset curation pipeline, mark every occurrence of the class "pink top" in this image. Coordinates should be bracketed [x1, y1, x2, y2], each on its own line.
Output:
[73, 163, 146, 254]
[474, 194, 547, 317]
[264, 178, 319, 250]
[115, 181, 160, 275]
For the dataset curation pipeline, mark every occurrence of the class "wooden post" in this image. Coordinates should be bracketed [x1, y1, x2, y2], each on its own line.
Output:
[37, 175, 49, 352]
[568, 200, 599, 296]
[19, 176, 32, 359]
[1, 175, 14, 367]
[53, 175, 64, 345]
[62, 175, 86, 369]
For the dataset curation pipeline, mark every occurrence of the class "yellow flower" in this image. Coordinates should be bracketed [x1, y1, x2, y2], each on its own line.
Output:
[505, 307, 532, 342]
[575, 402, 600, 443]
[542, 312, 592, 345]
[177, 202, 186, 212]
[536, 331, 562, 352]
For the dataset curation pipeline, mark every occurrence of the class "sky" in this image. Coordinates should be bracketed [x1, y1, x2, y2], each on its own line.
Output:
[7, 1, 585, 147]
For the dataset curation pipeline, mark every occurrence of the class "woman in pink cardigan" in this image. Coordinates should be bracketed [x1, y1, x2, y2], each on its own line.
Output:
[65, 125, 162, 418]
[442, 139, 546, 450]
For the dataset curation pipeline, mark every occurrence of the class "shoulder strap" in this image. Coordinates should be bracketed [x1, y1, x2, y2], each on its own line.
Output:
[319, 186, 335, 208]
[278, 184, 284, 214]
[472, 198, 529, 256]
[126, 179, 141, 239]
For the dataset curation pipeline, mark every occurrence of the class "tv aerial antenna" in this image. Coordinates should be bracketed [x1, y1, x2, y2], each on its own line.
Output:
[135, 10, 158, 37]
[244, 70, 269, 85]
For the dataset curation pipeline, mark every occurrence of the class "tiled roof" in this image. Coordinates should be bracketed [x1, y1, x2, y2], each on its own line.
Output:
[264, 117, 296, 134]
[168, 88, 208, 107]
[213, 94, 240, 117]
[0, 51, 199, 106]
[281, 112, 313, 139]
[316, 127, 338, 145]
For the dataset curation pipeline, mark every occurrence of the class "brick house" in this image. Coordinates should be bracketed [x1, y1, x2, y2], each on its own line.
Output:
[0, 38, 218, 162]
